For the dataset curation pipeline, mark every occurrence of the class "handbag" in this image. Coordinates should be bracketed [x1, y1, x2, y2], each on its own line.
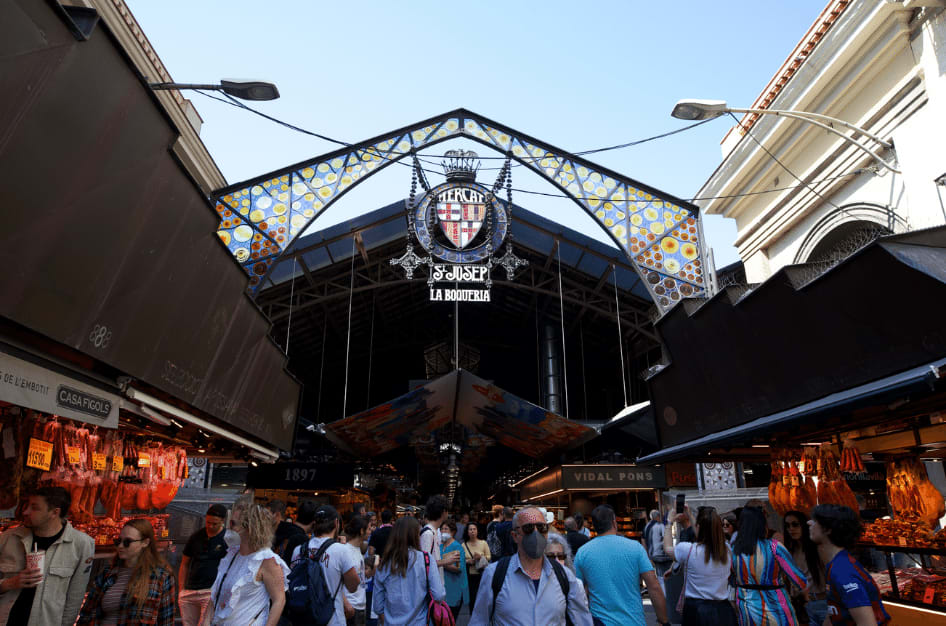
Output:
[676, 543, 695, 614]
[423, 551, 456, 626]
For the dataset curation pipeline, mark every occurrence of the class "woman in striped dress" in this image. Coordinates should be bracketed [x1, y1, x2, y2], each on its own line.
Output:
[731, 507, 807, 626]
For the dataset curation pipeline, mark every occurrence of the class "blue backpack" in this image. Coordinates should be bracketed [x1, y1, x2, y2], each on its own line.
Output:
[286, 539, 342, 626]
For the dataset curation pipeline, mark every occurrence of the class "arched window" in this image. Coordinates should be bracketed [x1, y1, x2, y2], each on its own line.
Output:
[793, 203, 905, 273]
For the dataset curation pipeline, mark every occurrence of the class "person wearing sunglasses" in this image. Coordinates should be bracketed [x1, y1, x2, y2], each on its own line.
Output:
[470, 507, 592, 625]
[574, 504, 669, 626]
[78, 518, 175, 625]
[783, 511, 826, 625]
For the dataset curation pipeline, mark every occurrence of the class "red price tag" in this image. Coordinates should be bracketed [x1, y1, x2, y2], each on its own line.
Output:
[925, 586, 936, 604]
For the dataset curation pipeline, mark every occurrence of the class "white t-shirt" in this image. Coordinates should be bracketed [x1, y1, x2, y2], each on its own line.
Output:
[419, 524, 444, 581]
[290, 536, 359, 626]
[674, 541, 732, 601]
[343, 543, 366, 610]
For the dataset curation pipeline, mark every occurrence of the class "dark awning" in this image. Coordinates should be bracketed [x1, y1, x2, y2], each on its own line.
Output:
[645, 226, 946, 459]
[324, 369, 597, 470]
[638, 357, 946, 464]
[0, 1, 299, 449]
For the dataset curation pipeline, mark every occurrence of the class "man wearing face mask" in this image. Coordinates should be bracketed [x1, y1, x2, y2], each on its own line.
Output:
[469, 507, 592, 626]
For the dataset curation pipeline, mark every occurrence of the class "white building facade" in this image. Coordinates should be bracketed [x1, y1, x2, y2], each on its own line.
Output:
[698, 0, 946, 284]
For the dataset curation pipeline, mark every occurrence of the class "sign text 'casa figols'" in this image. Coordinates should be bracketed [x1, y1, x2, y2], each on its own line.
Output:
[389, 150, 528, 302]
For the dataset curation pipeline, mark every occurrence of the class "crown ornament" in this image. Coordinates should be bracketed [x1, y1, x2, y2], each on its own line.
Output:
[441, 150, 480, 182]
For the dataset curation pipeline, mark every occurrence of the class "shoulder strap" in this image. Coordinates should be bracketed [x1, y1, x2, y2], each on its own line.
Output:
[489, 556, 512, 625]
[549, 558, 570, 608]
[312, 538, 336, 561]
[423, 551, 431, 595]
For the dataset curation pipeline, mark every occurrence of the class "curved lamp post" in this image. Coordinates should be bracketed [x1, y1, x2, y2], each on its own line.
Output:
[671, 99, 899, 174]
[150, 78, 280, 101]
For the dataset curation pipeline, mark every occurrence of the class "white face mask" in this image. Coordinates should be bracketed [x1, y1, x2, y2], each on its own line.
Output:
[442, 533, 452, 542]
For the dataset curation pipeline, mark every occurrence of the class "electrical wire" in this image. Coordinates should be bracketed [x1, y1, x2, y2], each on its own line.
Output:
[727, 112, 842, 212]
[497, 170, 861, 203]
[196, 91, 862, 208]
[195, 89, 714, 161]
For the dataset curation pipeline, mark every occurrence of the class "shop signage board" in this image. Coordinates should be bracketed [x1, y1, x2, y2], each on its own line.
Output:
[247, 462, 357, 491]
[561, 465, 667, 490]
[0, 352, 119, 428]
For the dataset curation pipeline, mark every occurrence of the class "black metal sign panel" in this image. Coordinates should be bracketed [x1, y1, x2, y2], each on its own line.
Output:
[561, 465, 666, 490]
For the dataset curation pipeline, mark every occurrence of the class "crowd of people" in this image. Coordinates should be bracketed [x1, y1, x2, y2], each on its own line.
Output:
[640, 501, 890, 626]
[0, 486, 891, 626]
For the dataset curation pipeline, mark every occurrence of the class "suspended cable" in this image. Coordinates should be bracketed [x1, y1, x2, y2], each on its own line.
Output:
[613, 264, 628, 407]
[579, 317, 589, 421]
[195, 89, 714, 160]
[557, 244, 569, 418]
[366, 292, 375, 411]
[728, 112, 844, 213]
[316, 310, 327, 422]
[342, 235, 356, 418]
[284, 255, 297, 355]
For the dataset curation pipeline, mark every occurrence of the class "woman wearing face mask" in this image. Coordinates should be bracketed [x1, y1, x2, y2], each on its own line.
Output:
[441, 520, 469, 619]
[783, 511, 826, 626]
[461, 522, 490, 613]
[78, 518, 175, 625]
[202, 495, 290, 626]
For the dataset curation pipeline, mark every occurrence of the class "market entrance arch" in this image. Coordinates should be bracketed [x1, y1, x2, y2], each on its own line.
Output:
[211, 109, 707, 312]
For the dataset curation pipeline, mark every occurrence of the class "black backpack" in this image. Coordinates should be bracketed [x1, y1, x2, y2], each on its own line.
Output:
[285, 539, 342, 626]
[489, 555, 571, 625]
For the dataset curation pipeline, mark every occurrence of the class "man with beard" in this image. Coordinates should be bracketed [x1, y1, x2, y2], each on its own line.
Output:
[0, 486, 94, 626]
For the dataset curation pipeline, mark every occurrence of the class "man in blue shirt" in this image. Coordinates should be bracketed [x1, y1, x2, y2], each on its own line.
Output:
[574, 504, 670, 626]
[809, 504, 890, 625]
[470, 506, 592, 626]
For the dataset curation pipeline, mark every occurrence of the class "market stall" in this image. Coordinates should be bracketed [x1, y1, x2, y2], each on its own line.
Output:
[0, 404, 188, 557]
[517, 464, 666, 538]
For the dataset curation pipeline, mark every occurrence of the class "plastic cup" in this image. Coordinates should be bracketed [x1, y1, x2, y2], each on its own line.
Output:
[26, 550, 45, 576]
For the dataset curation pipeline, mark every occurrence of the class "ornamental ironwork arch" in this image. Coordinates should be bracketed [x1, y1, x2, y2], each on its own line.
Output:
[211, 108, 706, 311]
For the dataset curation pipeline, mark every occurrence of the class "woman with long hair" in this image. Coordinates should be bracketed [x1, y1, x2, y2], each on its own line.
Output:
[78, 518, 175, 625]
[373, 516, 445, 625]
[731, 506, 807, 626]
[441, 520, 469, 618]
[809, 504, 889, 626]
[783, 511, 826, 625]
[461, 522, 490, 612]
[722, 511, 739, 546]
[202, 495, 289, 626]
[671, 506, 736, 626]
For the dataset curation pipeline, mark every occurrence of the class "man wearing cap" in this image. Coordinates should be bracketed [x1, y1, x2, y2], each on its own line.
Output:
[291, 505, 360, 626]
[178, 504, 229, 626]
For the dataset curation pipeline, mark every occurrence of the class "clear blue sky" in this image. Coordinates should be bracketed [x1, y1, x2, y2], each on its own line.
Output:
[128, 1, 828, 268]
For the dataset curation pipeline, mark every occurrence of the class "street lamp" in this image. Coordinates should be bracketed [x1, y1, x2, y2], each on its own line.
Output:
[149, 78, 280, 101]
[671, 99, 899, 174]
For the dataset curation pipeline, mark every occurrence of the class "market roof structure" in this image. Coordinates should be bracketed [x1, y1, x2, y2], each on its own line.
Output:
[211, 109, 707, 312]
